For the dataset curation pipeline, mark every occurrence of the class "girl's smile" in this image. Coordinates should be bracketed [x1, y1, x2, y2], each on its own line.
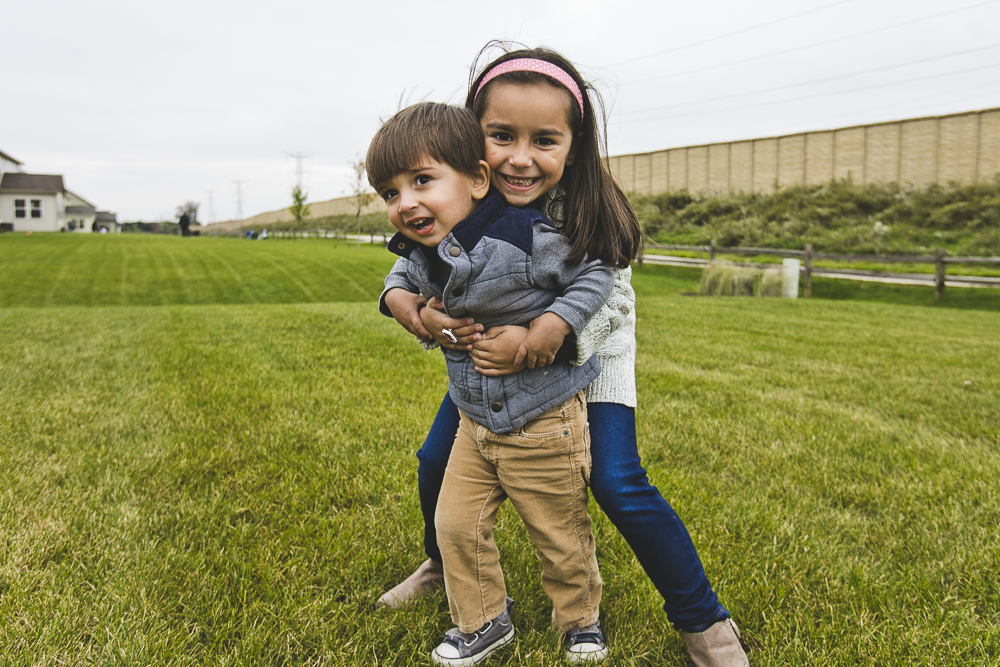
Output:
[479, 81, 575, 207]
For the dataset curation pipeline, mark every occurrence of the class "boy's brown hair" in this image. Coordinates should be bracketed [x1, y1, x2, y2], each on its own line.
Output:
[367, 102, 485, 190]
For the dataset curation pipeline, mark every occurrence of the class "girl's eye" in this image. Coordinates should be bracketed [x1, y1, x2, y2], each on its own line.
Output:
[381, 189, 398, 201]
[491, 132, 513, 142]
[535, 137, 556, 146]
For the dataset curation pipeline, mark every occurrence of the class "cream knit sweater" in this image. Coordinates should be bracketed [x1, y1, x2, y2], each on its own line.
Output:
[575, 266, 637, 407]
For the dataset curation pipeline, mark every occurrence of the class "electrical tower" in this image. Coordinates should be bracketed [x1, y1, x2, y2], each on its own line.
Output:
[287, 152, 313, 190]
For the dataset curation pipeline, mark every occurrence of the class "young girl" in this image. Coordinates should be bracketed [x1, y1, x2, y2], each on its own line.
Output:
[380, 46, 749, 667]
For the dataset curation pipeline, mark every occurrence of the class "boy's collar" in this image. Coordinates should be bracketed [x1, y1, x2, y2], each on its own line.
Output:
[388, 190, 507, 259]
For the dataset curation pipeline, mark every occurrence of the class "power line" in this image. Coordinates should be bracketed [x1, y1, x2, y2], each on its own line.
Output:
[287, 152, 313, 189]
[620, 42, 1000, 117]
[618, 60, 1000, 124]
[620, 0, 1000, 87]
[604, 0, 856, 68]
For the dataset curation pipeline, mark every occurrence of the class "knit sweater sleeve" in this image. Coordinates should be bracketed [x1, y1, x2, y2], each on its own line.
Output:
[574, 267, 635, 366]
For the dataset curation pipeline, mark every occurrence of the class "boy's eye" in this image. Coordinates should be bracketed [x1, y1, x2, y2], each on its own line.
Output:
[415, 175, 432, 186]
[381, 189, 398, 201]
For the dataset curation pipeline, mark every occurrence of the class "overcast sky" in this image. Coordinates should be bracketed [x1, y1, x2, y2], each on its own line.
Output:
[5, 0, 1000, 222]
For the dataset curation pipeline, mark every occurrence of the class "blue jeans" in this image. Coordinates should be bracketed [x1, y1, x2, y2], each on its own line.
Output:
[416, 393, 730, 633]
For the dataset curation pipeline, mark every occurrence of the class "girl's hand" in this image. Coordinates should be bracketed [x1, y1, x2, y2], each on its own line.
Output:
[421, 297, 484, 350]
[383, 288, 432, 340]
[471, 325, 529, 376]
[517, 313, 571, 369]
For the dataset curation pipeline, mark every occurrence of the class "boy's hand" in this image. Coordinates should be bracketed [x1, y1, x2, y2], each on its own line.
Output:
[421, 297, 484, 350]
[517, 313, 571, 369]
[471, 325, 529, 376]
[384, 288, 432, 340]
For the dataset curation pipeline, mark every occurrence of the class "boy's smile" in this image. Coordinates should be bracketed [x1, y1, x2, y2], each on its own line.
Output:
[378, 158, 491, 247]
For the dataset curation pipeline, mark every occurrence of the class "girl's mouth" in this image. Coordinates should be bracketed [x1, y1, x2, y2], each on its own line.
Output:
[499, 174, 540, 191]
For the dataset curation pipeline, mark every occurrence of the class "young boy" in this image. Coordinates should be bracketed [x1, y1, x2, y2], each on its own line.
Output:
[368, 102, 613, 665]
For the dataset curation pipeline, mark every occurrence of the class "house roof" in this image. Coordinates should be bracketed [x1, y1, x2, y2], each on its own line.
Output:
[65, 188, 97, 208]
[66, 205, 97, 215]
[96, 211, 117, 222]
[0, 173, 64, 193]
[0, 149, 23, 165]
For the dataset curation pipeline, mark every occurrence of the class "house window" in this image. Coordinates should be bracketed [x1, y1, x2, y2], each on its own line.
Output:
[14, 199, 26, 218]
[31, 199, 42, 218]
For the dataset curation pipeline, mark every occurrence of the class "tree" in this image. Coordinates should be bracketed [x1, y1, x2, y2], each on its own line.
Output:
[290, 185, 311, 230]
[175, 201, 200, 225]
[349, 159, 376, 246]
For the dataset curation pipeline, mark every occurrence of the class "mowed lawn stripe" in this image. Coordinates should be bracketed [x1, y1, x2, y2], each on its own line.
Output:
[0, 235, 398, 307]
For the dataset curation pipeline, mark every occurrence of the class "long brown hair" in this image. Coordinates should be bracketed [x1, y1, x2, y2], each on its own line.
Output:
[466, 43, 642, 268]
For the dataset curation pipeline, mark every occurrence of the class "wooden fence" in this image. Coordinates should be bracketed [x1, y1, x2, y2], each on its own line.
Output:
[642, 242, 1000, 300]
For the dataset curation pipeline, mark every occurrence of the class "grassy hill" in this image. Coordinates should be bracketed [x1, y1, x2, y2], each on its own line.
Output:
[0, 234, 997, 665]
[633, 177, 1000, 256]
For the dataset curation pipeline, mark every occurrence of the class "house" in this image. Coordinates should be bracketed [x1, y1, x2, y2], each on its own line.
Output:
[0, 149, 117, 232]
[0, 172, 66, 232]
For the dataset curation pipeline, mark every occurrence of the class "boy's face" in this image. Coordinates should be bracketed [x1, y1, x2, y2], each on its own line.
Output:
[378, 157, 490, 247]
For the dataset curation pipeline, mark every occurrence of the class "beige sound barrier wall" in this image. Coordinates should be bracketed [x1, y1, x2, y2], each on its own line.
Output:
[609, 107, 1000, 196]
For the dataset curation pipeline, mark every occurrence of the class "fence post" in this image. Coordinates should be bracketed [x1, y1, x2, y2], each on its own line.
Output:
[710, 239, 717, 262]
[935, 248, 947, 301]
[804, 243, 813, 298]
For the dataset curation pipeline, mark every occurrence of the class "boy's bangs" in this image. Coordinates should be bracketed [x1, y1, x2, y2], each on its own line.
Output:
[367, 103, 485, 190]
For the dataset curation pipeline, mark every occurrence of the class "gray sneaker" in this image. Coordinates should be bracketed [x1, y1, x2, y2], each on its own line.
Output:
[564, 621, 609, 664]
[431, 600, 515, 666]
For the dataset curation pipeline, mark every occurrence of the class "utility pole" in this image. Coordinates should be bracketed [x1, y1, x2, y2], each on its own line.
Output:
[287, 152, 313, 190]
[234, 180, 245, 220]
[206, 190, 215, 224]
[234, 180, 245, 237]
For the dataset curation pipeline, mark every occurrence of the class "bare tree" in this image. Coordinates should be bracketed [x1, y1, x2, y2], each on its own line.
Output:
[349, 159, 376, 246]
[176, 201, 200, 225]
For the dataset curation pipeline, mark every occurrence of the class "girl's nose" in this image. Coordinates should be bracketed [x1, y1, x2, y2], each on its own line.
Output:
[509, 144, 533, 168]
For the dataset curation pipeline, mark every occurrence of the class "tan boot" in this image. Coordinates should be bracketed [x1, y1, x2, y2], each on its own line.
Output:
[376, 559, 444, 609]
[680, 618, 749, 667]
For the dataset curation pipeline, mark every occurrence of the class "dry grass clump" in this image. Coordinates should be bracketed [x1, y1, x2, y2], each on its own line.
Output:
[700, 261, 783, 297]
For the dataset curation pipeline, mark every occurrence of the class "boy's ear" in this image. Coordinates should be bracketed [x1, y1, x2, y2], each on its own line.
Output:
[471, 160, 491, 200]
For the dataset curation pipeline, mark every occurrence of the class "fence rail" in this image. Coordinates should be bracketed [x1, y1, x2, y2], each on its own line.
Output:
[642, 241, 1000, 299]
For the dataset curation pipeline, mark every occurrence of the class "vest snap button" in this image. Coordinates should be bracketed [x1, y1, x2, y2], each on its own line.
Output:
[448, 246, 461, 257]
[491, 402, 502, 413]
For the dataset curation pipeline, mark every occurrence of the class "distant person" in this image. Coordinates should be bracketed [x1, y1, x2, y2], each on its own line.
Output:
[260, 229, 268, 240]
[179, 213, 191, 237]
[100, 226, 107, 234]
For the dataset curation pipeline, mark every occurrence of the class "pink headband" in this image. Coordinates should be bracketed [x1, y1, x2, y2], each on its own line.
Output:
[474, 58, 585, 120]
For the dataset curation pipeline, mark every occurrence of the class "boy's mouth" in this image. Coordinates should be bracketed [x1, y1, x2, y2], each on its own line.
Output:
[408, 218, 435, 234]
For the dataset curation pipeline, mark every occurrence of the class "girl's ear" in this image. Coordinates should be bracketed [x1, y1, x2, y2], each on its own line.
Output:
[471, 160, 491, 200]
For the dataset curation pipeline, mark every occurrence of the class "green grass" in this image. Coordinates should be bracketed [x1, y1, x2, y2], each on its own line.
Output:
[1, 235, 998, 665]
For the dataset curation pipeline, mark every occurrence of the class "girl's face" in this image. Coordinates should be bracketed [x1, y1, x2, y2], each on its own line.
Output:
[478, 81, 575, 207]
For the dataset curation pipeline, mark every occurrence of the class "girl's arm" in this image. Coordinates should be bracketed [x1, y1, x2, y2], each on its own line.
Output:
[471, 267, 633, 375]
[476, 226, 613, 373]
